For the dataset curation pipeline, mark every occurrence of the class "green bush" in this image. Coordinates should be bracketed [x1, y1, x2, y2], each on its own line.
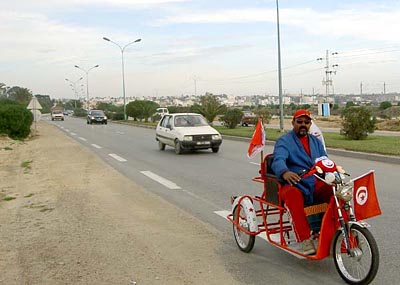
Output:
[220, 109, 243, 129]
[0, 103, 33, 139]
[105, 111, 124, 120]
[341, 106, 376, 140]
[73, 108, 87, 117]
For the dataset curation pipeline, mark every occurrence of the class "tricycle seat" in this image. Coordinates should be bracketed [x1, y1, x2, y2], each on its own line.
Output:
[262, 154, 279, 206]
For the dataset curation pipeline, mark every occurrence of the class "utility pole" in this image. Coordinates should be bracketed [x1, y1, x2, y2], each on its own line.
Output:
[383, 82, 386, 95]
[317, 50, 338, 99]
[360, 82, 363, 95]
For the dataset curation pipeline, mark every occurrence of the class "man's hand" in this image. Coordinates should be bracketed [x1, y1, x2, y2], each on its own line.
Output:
[282, 171, 301, 186]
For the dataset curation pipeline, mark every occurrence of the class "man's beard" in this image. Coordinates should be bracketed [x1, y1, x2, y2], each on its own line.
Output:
[298, 127, 308, 137]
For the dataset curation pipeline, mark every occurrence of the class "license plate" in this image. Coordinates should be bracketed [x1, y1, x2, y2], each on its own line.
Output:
[197, 141, 210, 145]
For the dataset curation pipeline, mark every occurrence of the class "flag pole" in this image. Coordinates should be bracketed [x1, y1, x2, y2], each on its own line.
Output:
[260, 117, 264, 164]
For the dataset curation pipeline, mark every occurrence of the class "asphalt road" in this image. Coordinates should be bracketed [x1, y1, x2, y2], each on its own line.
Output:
[48, 115, 399, 284]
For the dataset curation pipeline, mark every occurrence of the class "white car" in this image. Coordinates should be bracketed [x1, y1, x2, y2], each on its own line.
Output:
[155, 113, 222, 154]
[51, 110, 64, 121]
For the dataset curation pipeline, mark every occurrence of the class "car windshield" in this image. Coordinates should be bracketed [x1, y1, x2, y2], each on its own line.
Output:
[174, 115, 208, 127]
[91, 111, 104, 116]
[53, 111, 62, 114]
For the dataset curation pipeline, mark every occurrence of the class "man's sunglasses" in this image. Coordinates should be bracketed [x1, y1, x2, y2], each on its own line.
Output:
[295, 119, 311, 125]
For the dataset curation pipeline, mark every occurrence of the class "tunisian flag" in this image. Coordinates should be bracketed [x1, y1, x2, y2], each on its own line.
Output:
[247, 118, 265, 159]
[352, 170, 382, 220]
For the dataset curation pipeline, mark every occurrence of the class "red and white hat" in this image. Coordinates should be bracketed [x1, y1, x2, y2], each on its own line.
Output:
[293, 109, 312, 120]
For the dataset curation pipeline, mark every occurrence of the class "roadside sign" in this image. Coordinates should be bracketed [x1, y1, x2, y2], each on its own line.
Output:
[27, 97, 42, 110]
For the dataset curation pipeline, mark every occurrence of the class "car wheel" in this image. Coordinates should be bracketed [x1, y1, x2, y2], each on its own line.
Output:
[212, 147, 219, 153]
[158, 141, 166, 151]
[174, 140, 183, 155]
[104, 121, 107, 125]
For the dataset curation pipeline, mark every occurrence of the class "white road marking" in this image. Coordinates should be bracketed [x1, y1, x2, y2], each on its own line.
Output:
[108, 153, 127, 162]
[140, 171, 181, 190]
[78, 137, 87, 141]
[65, 129, 70, 132]
[91, 144, 102, 149]
[250, 162, 260, 166]
[71, 132, 76, 136]
[116, 131, 125, 135]
[214, 210, 230, 220]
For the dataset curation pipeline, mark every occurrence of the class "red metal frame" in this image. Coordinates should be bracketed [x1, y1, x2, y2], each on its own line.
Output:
[227, 154, 343, 260]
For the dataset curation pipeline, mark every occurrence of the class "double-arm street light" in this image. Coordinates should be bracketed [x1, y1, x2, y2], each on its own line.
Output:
[103, 37, 141, 120]
[74, 65, 99, 111]
[65, 77, 83, 108]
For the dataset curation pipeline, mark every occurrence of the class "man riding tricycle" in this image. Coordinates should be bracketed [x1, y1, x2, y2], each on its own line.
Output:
[227, 110, 381, 284]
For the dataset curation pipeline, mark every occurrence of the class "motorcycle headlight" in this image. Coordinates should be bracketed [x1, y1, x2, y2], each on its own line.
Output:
[183, 136, 193, 141]
[104, 116, 107, 120]
[212, 134, 221, 140]
[335, 184, 353, 202]
[91, 116, 95, 119]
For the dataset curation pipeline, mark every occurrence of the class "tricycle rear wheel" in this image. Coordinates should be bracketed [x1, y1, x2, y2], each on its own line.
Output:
[232, 205, 255, 253]
[333, 224, 379, 284]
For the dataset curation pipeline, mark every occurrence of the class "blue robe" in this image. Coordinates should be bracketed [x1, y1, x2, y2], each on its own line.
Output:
[272, 130, 327, 206]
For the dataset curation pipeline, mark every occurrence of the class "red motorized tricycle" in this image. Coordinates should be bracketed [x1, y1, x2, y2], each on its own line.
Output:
[227, 154, 380, 284]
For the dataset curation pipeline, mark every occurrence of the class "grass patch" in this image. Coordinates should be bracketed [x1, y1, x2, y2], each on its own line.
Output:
[4, 146, 13, 150]
[215, 126, 400, 156]
[20, 160, 33, 172]
[24, 193, 34, 198]
[3, 196, 16, 201]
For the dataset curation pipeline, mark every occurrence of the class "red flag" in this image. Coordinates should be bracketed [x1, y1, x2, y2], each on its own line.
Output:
[247, 118, 265, 159]
[352, 171, 382, 220]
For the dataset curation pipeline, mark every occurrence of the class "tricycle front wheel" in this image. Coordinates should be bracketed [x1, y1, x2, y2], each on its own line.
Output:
[333, 224, 379, 285]
[232, 205, 255, 253]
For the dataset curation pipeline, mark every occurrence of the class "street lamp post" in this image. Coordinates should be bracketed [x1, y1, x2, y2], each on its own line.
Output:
[103, 37, 141, 120]
[74, 65, 99, 112]
[65, 77, 83, 108]
[276, 0, 284, 132]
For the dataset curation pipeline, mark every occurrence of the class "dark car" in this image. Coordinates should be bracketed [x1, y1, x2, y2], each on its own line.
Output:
[241, 111, 256, 126]
[87, 110, 107, 124]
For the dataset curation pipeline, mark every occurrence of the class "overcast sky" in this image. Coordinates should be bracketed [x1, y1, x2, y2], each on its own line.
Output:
[1, 0, 400, 100]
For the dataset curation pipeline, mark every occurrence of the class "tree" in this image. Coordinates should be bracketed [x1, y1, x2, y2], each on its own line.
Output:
[220, 109, 243, 129]
[126, 100, 159, 122]
[253, 106, 271, 124]
[379, 101, 392, 110]
[192, 93, 226, 124]
[8, 87, 32, 106]
[341, 106, 376, 140]
[36, 95, 52, 113]
[345, 101, 356, 108]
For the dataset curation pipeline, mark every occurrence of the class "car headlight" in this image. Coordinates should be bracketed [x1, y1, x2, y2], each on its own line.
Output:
[183, 136, 193, 141]
[212, 134, 221, 140]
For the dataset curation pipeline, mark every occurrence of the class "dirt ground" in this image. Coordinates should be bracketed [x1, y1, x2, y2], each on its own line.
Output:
[0, 122, 238, 285]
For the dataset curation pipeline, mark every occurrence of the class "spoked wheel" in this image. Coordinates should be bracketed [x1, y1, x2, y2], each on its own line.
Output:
[232, 205, 255, 253]
[333, 224, 379, 285]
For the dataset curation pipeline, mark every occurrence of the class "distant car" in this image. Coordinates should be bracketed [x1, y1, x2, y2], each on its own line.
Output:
[87, 110, 107, 124]
[155, 113, 222, 154]
[241, 111, 256, 126]
[51, 110, 64, 121]
[156, 107, 169, 116]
